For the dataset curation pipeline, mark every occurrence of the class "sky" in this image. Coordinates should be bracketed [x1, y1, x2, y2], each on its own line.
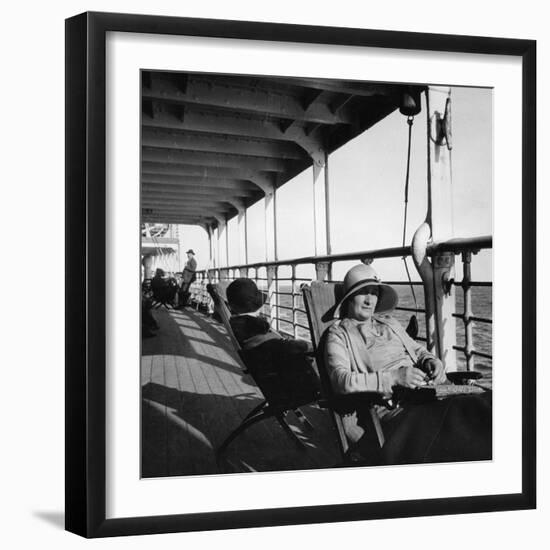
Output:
[178, 86, 493, 283]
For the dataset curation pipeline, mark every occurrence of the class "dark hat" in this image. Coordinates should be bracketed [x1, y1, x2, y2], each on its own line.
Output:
[226, 278, 268, 314]
[186, 249, 195, 255]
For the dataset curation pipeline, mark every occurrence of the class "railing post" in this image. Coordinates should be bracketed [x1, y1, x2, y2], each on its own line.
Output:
[315, 261, 330, 282]
[432, 251, 457, 371]
[266, 265, 278, 330]
[462, 251, 475, 371]
[291, 264, 298, 338]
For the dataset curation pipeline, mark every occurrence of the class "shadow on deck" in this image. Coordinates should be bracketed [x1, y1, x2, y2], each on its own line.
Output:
[141, 306, 340, 478]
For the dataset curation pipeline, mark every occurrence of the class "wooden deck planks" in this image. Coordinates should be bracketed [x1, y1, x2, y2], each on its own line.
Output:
[141, 306, 340, 477]
[175, 312, 272, 471]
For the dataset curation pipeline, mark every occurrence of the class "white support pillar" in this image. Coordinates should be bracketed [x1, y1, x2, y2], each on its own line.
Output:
[207, 225, 214, 268]
[217, 219, 227, 267]
[225, 216, 230, 267]
[426, 86, 457, 371]
[214, 225, 221, 270]
[324, 151, 332, 258]
[312, 157, 328, 257]
[237, 207, 248, 266]
[264, 186, 277, 262]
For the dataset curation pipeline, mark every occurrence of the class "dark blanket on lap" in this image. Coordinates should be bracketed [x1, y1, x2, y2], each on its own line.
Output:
[380, 393, 492, 465]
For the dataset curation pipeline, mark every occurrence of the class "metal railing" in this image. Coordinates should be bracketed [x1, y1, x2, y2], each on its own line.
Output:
[190, 236, 492, 371]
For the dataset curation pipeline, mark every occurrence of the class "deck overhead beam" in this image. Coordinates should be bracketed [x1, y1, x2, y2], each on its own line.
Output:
[141, 148, 289, 172]
[142, 183, 254, 196]
[329, 93, 355, 114]
[143, 194, 246, 212]
[142, 213, 230, 226]
[141, 162, 276, 191]
[143, 74, 355, 125]
[142, 214, 216, 225]
[141, 180, 258, 195]
[142, 188, 253, 203]
[141, 174, 263, 190]
[142, 199, 235, 212]
[142, 128, 307, 160]
[263, 77, 401, 98]
[142, 212, 229, 227]
[143, 107, 326, 161]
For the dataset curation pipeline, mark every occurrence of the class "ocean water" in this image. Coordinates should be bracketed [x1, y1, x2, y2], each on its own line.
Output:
[270, 283, 492, 384]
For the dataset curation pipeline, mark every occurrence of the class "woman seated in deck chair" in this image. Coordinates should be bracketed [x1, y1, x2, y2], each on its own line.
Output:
[226, 278, 320, 405]
[324, 263, 491, 465]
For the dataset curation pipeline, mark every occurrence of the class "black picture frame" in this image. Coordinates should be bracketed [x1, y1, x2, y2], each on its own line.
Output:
[65, 11, 536, 538]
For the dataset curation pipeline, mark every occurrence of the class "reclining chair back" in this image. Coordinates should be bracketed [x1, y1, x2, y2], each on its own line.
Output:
[206, 282, 318, 457]
[207, 282, 319, 407]
[302, 281, 385, 460]
[206, 281, 241, 352]
[300, 281, 343, 396]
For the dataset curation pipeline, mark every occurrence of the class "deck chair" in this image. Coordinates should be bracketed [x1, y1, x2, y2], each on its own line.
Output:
[302, 281, 489, 466]
[302, 281, 390, 465]
[151, 277, 178, 309]
[206, 283, 319, 459]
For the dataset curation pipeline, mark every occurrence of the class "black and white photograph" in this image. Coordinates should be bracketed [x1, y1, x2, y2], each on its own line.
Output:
[139, 71, 494, 478]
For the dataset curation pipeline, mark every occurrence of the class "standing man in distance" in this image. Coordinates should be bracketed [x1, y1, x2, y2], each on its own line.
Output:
[178, 249, 197, 307]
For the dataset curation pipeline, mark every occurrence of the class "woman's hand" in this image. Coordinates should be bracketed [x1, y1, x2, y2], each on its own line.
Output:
[392, 366, 427, 389]
[421, 357, 447, 384]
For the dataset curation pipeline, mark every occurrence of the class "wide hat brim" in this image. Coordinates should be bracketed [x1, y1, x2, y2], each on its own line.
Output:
[226, 279, 268, 314]
[227, 287, 268, 314]
[333, 279, 398, 318]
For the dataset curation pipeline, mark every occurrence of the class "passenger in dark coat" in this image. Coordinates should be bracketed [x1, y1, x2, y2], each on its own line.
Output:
[226, 278, 320, 406]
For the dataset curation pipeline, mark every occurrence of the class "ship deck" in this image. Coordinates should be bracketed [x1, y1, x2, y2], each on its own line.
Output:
[141, 306, 340, 478]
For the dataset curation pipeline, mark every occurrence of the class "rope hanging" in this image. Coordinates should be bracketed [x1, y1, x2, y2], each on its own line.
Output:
[401, 116, 419, 337]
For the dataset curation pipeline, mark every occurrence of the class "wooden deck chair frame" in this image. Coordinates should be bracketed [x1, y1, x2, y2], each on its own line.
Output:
[302, 281, 388, 465]
[150, 279, 178, 310]
[206, 283, 315, 460]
